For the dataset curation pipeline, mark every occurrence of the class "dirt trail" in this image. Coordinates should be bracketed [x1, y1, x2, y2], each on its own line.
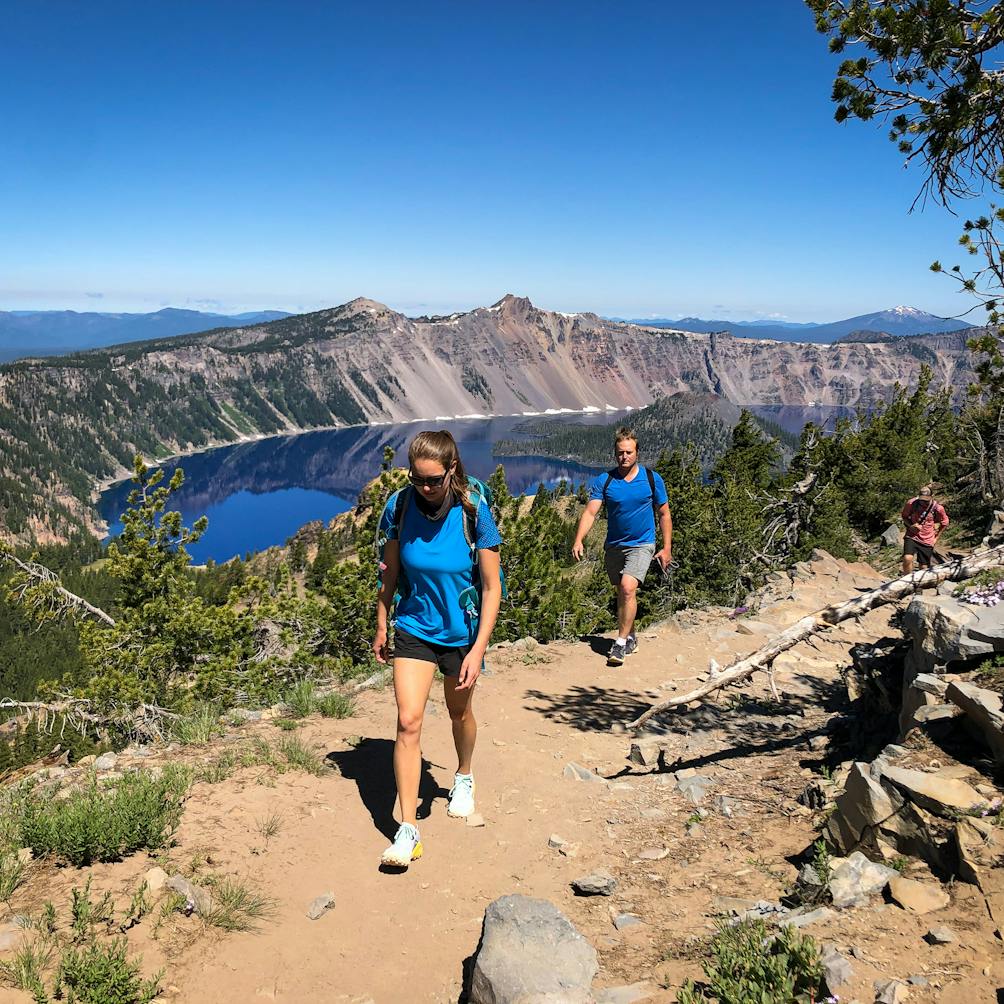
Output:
[3, 553, 1003, 1003]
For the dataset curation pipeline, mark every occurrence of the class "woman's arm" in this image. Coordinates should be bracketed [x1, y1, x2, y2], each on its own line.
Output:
[373, 539, 400, 663]
[456, 545, 502, 689]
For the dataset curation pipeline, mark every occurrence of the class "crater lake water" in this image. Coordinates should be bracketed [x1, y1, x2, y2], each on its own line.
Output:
[98, 405, 851, 564]
[98, 413, 614, 563]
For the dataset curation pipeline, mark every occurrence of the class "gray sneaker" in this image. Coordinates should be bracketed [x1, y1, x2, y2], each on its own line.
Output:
[607, 641, 627, 667]
[625, 635, 638, 656]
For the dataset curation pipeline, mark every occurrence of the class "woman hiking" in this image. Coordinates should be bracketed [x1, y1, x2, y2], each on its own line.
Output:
[372, 430, 502, 868]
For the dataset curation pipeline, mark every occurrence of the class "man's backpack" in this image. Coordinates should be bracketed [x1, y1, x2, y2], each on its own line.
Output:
[600, 466, 662, 536]
[376, 475, 506, 625]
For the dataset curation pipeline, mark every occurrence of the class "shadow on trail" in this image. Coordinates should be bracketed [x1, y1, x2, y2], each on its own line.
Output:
[524, 684, 651, 731]
[326, 738, 446, 841]
[579, 634, 613, 657]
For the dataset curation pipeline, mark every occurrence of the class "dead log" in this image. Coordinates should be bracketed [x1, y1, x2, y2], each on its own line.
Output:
[628, 545, 1004, 732]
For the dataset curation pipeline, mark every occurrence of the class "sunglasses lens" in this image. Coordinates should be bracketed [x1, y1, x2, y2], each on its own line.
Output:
[409, 473, 446, 487]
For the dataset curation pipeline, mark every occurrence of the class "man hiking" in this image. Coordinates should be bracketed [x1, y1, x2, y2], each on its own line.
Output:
[572, 427, 672, 666]
[901, 486, 949, 574]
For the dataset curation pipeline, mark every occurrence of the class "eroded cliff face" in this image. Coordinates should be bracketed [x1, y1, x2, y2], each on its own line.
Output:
[127, 292, 973, 423]
[0, 293, 976, 543]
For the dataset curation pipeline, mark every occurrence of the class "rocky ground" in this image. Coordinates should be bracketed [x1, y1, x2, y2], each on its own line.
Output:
[1, 551, 1002, 1003]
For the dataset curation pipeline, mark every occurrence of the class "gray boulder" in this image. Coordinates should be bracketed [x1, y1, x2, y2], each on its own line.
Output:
[469, 894, 598, 1004]
[828, 851, 897, 909]
[902, 595, 1004, 679]
[946, 680, 1004, 763]
[880, 524, 903, 548]
[880, 764, 985, 817]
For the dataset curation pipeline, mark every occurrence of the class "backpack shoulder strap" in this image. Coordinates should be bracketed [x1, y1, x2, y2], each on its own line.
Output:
[461, 478, 483, 552]
[601, 470, 616, 501]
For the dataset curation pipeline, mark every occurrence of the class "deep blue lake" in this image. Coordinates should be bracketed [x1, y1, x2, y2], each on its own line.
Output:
[98, 405, 851, 564]
[98, 413, 614, 563]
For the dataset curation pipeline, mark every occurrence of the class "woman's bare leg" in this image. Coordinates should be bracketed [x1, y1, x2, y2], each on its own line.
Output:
[393, 658, 436, 824]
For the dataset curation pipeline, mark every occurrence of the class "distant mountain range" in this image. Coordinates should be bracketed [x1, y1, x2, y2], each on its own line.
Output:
[621, 306, 971, 343]
[0, 307, 293, 360]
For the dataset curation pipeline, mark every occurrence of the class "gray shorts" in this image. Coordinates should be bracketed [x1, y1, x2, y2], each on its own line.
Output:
[605, 543, 656, 585]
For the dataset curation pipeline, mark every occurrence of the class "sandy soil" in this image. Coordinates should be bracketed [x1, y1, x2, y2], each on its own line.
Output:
[2, 553, 1002, 1003]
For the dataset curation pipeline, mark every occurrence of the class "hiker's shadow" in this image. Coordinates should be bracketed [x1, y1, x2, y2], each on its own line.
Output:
[326, 738, 444, 840]
[581, 634, 612, 657]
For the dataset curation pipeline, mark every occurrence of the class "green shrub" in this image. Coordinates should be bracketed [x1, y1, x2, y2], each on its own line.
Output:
[52, 937, 161, 1004]
[677, 919, 824, 1004]
[284, 679, 318, 718]
[274, 736, 325, 776]
[171, 703, 223, 745]
[18, 768, 188, 866]
[202, 876, 275, 932]
[316, 691, 354, 719]
[0, 938, 53, 1001]
[0, 850, 25, 903]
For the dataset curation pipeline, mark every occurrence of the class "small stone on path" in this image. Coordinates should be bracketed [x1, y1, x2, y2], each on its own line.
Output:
[307, 893, 335, 920]
[466, 813, 486, 828]
[925, 925, 956, 944]
[144, 866, 169, 894]
[572, 873, 617, 896]
[612, 913, 644, 931]
[563, 761, 607, 784]
[635, 847, 669, 861]
[875, 978, 910, 1003]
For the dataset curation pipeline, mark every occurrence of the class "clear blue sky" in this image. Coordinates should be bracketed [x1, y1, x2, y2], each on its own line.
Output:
[0, 1, 977, 322]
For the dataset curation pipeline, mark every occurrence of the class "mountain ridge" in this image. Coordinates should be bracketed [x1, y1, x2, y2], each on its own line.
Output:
[0, 292, 977, 545]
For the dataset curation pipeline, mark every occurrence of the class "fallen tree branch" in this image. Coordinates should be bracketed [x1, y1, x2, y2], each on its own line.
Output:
[0, 548, 116, 626]
[628, 545, 1004, 731]
[0, 696, 180, 745]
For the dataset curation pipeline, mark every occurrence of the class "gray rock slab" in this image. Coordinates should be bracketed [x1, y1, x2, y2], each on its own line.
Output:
[880, 764, 985, 816]
[572, 873, 617, 896]
[925, 925, 956, 944]
[676, 774, 714, 805]
[875, 979, 910, 1004]
[829, 852, 897, 909]
[563, 762, 608, 784]
[469, 894, 598, 1004]
[165, 874, 213, 916]
[913, 703, 963, 723]
[612, 913, 644, 931]
[779, 906, 835, 929]
[307, 892, 335, 920]
[912, 674, 948, 697]
[946, 680, 1004, 762]
[821, 944, 854, 990]
[93, 752, 118, 770]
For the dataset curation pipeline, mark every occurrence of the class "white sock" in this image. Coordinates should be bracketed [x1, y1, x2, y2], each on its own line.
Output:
[615, 637, 627, 645]
[455, 772, 472, 780]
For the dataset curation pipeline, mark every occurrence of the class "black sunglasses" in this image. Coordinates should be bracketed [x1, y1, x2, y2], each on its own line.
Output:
[409, 471, 450, 488]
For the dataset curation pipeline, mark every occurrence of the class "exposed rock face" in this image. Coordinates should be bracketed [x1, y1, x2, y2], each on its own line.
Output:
[902, 596, 1004, 680]
[945, 681, 1004, 763]
[469, 894, 598, 1004]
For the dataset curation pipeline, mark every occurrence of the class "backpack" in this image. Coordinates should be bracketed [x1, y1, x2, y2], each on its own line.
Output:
[601, 466, 662, 537]
[376, 475, 507, 626]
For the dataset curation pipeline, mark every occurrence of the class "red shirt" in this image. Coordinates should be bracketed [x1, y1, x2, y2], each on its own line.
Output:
[901, 497, 948, 546]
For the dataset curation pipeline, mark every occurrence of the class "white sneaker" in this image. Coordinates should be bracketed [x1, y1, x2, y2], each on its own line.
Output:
[447, 773, 476, 818]
[380, 823, 423, 867]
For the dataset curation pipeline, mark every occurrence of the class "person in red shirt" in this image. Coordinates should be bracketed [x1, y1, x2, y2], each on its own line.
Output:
[900, 486, 949, 574]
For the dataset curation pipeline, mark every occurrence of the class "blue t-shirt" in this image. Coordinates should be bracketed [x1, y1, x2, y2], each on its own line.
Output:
[383, 491, 502, 647]
[588, 466, 668, 548]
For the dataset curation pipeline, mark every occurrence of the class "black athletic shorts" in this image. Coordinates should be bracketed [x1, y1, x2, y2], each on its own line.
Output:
[903, 537, 934, 567]
[393, 628, 470, 677]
